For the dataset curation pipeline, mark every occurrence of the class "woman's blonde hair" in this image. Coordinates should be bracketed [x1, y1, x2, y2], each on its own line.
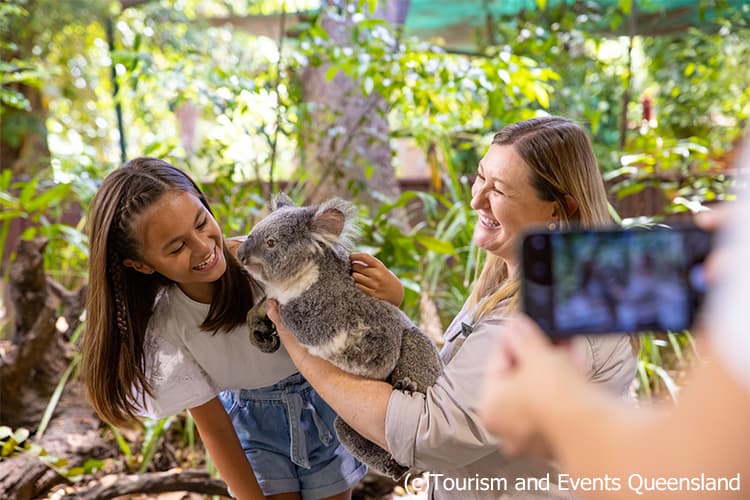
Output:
[467, 116, 612, 320]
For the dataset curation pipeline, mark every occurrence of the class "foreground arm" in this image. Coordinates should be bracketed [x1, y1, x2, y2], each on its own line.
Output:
[268, 299, 508, 471]
[190, 397, 265, 500]
[267, 299, 391, 449]
[478, 315, 750, 499]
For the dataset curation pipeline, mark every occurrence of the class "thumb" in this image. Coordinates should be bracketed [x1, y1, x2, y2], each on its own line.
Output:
[350, 252, 381, 267]
[266, 298, 280, 323]
[505, 313, 554, 363]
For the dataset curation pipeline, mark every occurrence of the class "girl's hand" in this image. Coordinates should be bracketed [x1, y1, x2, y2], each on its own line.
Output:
[350, 252, 404, 307]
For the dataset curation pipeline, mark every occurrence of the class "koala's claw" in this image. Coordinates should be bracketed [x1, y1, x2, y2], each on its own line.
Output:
[253, 330, 280, 353]
[393, 377, 418, 394]
[385, 460, 409, 481]
[249, 315, 281, 353]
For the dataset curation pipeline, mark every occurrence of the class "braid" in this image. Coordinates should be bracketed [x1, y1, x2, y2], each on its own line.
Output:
[109, 247, 130, 341]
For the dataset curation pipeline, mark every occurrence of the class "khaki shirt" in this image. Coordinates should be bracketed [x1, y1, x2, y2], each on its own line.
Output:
[385, 299, 637, 499]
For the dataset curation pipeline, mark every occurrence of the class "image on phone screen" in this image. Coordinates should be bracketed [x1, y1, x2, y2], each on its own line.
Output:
[521, 226, 713, 337]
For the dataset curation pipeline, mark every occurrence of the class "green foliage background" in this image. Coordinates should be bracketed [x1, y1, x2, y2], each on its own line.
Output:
[1, 0, 749, 488]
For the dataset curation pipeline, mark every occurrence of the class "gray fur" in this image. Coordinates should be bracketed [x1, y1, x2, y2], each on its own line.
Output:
[238, 195, 443, 480]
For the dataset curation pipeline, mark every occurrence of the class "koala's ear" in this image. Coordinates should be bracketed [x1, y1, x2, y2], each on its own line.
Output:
[311, 208, 345, 237]
[272, 193, 295, 211]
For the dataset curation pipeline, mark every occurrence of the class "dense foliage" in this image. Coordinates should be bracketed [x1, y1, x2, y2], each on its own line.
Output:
[2, 0, 749, 494]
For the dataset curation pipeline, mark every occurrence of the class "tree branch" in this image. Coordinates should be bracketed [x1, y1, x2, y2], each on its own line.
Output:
[120, 0, 159, 10]
[67, 470, 230, 499]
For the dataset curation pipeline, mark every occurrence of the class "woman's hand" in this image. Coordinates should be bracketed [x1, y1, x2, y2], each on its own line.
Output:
[350, 252, 404, 307]
[266, 299, 310, 361]
[265, 298, 391, 449]
[477, 314, 590, 457]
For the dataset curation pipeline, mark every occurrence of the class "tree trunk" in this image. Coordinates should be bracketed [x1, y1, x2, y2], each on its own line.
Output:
[0, 238, 84, 428]
[0, 385, 112, 500]
[298, 1, 404, 213]
[0, 237, 107, 500]
[0, 84, 51, 176]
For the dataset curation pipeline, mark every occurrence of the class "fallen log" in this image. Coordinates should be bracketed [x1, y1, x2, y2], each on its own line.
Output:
[62, 469, 229, 499]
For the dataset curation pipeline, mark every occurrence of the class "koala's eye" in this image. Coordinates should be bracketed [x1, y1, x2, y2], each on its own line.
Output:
[266, 238, 277, 248]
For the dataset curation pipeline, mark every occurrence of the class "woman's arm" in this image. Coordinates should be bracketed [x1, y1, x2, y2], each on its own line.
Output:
[267, 300, 504, 471]
[189, 397, 265, 500]
[267, 299, 392, 449]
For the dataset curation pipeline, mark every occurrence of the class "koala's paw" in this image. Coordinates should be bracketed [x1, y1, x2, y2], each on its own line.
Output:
[385, 459, 409, 481]
[393, 377, 418, 394]
[249, 315, 280, 353]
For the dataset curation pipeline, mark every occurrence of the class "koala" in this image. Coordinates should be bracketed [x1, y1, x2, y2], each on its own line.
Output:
[237, 194, 443, 480]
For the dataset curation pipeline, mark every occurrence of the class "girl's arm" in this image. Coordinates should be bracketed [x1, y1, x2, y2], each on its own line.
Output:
[189, 397, 265, 500]
[351, 252, 404, 307]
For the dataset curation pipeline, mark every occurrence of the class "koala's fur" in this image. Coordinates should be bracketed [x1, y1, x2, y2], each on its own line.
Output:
[237, 194, 443, 480]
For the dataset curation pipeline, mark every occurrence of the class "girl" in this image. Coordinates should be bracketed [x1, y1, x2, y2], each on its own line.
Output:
[81, 157, 399, 499]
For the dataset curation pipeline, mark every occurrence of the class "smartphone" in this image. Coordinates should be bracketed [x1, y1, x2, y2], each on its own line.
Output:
[521, 225, 713, 337]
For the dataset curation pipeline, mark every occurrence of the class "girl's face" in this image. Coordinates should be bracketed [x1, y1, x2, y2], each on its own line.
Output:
[124, 191, 226, 303]
[470, 144, 558, 269]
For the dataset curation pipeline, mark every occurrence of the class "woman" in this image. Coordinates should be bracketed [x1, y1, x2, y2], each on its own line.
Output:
[267, 116, 637, 499]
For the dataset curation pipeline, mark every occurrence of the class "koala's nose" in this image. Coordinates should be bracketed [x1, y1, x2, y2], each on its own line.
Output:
[237, 240, 249, 265]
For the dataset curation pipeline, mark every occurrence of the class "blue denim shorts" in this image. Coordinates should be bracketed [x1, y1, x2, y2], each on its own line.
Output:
[219, 372, 367, 498]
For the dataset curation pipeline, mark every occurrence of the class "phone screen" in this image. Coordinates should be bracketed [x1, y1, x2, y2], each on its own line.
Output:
[521, 226, 713, 337]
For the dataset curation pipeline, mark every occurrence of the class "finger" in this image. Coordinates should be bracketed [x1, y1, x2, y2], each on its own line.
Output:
[500, 436, 525, 457]
[351, 262, 379, 276]
[354, 282, 378, 296]
[505, 314, 554, 362]
[352, 271, 378, 289]
[563, 340, 591, 374]
[350, 252, 382, 267]
[695, 203, 732, 232]
[266, 299, 280, 323]
[491, 333, 515, 375]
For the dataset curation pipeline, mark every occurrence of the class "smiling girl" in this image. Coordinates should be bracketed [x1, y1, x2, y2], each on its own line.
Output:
[80, 157, 397, 499]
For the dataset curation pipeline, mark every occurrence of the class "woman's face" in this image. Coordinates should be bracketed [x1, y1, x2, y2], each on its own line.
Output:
[470, 144, 558, 266]
[124, 191, 226, 303]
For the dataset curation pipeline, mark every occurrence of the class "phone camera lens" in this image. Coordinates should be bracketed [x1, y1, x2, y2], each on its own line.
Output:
[531, 235, 546, 251]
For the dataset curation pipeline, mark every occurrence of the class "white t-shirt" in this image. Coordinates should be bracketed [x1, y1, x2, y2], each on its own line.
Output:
[138, 284, 298, 418]
[706, 195, 750, 390]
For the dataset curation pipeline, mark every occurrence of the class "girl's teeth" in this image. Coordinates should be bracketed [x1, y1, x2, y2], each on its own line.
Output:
[194, 249, 214, 269]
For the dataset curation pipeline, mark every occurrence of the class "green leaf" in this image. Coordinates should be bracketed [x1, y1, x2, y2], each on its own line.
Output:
[415, 234, 455, 255]
[324, 65, 339, 82]
[40, 455, 68, 467]
[18, 176, 39, 206]
[363, 76, 374, 96]
[26, 183, 71, 212]
[13, 428, 29, 444]
[534, 85, 550, 108]
[37, 355, 80, 439]
[0, 210, 25, 221]
[1, 440, 15, 457]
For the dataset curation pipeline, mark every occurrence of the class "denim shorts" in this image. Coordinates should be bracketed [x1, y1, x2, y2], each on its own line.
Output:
[219, 372, 367, 498]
